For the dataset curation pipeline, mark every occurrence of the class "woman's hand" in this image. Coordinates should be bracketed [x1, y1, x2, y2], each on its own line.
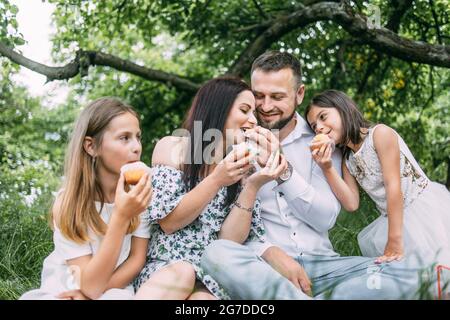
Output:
[210, 143, 255, 188]
[244, 150, 288, 190]
[375, 237, 404, 264]
[114, 172, 153, 220]
[311, 142, 333, 171]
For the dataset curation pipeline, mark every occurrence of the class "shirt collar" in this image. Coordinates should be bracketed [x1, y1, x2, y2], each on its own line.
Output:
[281, 112, 315, 146]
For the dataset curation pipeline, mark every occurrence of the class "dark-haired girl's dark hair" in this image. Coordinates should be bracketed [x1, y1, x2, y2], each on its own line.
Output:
[182, 76, 251, 207]
[304, 90, 372, 159]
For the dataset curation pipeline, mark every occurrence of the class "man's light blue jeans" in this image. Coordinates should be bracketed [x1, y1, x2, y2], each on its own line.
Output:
[201, 239, 439, 300]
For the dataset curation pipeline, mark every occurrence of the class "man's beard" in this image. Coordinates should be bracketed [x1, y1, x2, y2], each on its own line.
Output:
[257, 108, 296, 131]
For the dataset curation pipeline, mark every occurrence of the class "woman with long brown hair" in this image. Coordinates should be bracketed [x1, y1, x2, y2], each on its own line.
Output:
[134, 77, 288, 300]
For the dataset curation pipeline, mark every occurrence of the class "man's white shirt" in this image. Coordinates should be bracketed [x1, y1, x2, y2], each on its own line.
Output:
[246, 113, 342, 258]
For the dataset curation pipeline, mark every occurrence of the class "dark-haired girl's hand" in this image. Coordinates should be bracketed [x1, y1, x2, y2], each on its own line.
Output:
[210, 142, 255, 187]
[115, 172, 153, 220]
[376, 237, 404, 264]
[312, 143, 333, 171]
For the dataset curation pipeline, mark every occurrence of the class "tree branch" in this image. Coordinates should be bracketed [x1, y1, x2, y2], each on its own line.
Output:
[357, 0, 413, 94]
[234, 21, 273, 33]
[0, 42, 201, 93]
[228, 1, 450, 77]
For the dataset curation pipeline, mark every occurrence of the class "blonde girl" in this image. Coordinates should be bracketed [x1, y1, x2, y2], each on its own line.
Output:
[20, 97, 152, 300]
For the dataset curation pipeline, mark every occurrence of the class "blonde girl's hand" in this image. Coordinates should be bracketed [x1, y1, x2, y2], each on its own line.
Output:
[114, 172, 153, 220]
[244, 150, 288, 190]
[210, 142, 255, 188]
[311, 143, 333, 171]
[375, 237, 404, 264]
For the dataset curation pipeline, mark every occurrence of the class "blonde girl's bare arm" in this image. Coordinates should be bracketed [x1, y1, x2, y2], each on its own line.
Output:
[63, 175, 151, 299]
[65, 213, 131, 299]
[105, 236, 149, 290]
[59, 226, 149, 298]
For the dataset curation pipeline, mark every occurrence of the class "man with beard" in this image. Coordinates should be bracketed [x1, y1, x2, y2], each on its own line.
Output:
[201, 51, 429, 300]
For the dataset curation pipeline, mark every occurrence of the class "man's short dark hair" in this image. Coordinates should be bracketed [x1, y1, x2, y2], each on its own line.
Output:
[251, 50, 303, 88]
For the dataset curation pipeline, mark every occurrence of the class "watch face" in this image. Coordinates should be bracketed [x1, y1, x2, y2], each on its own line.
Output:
[280, 167, 291, 180]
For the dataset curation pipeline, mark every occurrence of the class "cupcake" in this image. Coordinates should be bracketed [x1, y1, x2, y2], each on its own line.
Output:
[309, 133, 334, 151]
[120, 161, 151, 185]
[245, 137, 260, 164]
[232, 140, 259, 165]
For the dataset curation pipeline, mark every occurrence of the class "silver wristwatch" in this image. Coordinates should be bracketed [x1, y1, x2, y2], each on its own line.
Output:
[276, 161, 293, 185]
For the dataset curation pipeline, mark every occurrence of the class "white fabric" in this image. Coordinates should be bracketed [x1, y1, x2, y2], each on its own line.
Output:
[246, 113, 342, 257]
[346, 125, 450, 266]
[19, 201, 150, 300]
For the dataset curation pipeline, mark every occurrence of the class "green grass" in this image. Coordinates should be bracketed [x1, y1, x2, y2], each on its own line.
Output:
[0, 193, 53, 300]
[0, 189, 443, 300]
[330, 191, 379, 257]
[0, 188, 379, 300]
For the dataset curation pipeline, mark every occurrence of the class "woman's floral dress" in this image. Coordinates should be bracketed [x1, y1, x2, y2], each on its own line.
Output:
[134, 164, 266, 299]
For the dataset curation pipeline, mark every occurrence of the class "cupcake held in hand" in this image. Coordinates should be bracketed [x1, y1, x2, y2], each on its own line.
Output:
[121, 161, 152, 185]
[309, 133, 335, 152]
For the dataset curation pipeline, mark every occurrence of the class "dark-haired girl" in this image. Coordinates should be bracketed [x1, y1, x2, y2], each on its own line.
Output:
[305, 90, 450, 268]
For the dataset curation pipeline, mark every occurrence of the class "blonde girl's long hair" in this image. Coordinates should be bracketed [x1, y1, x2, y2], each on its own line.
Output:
[52, 97, 141, 244]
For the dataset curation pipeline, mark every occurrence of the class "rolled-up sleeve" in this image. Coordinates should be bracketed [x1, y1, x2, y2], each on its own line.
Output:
[245, 240, 275, 257]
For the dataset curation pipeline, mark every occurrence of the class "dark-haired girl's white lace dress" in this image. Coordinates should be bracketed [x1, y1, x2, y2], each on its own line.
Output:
[134, 164, 266, 299]
[346, 125, 450, 266]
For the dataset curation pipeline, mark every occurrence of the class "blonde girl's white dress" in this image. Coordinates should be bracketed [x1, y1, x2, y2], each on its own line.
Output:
[346, 124, 450, 267]
[19, 201, 150, 300]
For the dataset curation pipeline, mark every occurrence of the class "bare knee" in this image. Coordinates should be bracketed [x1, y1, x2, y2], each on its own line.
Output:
[170, 261, 196, 287]
[135, 261, 196, 300]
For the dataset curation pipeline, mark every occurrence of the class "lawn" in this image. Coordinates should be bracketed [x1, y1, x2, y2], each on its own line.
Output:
[0, 188, 380, 300]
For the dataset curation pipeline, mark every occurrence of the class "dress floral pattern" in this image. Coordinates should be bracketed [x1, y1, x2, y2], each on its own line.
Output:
[134, 164, 266, 299]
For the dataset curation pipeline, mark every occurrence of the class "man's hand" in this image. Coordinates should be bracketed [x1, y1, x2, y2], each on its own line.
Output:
[244, 126, 281, 167]
[262, 246, 312, 296]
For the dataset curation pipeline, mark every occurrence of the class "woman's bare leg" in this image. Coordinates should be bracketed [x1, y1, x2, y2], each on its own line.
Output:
[187, 282, 217, 300]
[134, 261, 196, 300]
